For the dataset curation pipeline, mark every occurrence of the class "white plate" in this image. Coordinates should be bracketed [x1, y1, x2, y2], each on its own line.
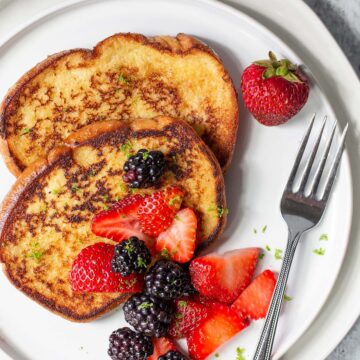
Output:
[0, 0, 353, 359]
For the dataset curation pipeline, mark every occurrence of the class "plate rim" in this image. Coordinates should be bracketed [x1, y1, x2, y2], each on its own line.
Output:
[0, 0, 354, 359]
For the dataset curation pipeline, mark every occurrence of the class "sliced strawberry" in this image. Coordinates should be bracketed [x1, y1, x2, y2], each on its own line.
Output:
[156, 208, 197, 263]
[189, 248, 260, 303]
[138, 186, 185, 237]
[187, 303, 248, 360]
[70, 243, 143, 293]
[169, 298, 210, 338]
[232, 269, 276, 320]
[91, 194, 153, 248]
[147, 337, 177, 360]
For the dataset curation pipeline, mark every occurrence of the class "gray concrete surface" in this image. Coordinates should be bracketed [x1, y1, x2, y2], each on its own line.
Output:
[303, 1, 360, 358]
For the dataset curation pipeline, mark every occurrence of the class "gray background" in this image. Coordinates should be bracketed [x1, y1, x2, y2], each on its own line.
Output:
[0, 0, 358, 359]
[303, 1, 360, 359]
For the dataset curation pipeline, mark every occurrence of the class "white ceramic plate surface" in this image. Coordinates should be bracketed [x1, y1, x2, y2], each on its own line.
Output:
[0, 0, 353, 359]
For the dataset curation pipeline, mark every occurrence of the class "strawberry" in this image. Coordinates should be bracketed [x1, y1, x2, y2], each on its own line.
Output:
[187, 303, 248, 360]
[138, 186, 184, 237]
[91, 194, 153, 248]
[70, 243, 142, 293]
[156, 208, 197, 263]
[147, 337, 177, 360]
[189, 248, 260, 303]
[241, 51, 309, 126]
[169, 298, 210, 338]
[232, 269, 276, 320]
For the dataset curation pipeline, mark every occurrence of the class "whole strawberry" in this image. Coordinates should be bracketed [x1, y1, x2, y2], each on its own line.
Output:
[70, 242, 142, 293]
[241, 51, 309, 126]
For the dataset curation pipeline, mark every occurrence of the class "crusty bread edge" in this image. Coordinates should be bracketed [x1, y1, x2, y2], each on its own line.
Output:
[0, 32, 238, 175]
[0, 50, 87, 176]
[0, 116, 226, 321]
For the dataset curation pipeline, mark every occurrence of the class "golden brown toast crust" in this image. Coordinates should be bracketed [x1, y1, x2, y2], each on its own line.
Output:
[0, 33, 238, 176]
[0, 116, 226, 321]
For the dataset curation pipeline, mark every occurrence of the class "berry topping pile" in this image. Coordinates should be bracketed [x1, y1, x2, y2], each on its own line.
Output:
[123, 149, 166, 188]
[112, 237, 152, 276]
[69, 163, 277, 359]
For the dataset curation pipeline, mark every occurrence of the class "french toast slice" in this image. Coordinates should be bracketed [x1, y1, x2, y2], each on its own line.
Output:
[0, 116, 226, 321]
[0, 32, 238, 176]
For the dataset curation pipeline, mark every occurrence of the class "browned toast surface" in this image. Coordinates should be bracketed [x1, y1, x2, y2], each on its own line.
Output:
[0, 116, 226, 321]
[0, 33, 238, 176]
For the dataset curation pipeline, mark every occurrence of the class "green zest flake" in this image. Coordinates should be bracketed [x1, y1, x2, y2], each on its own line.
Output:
[319, 233, 328, 241]
[178, 300, 188, 308]
[114, 196, 120, 201]
[217, 207, 229, 218]
[124, 243, 134, 254]
[71, 185, 80, 193]
[274, 248, 283, 260]
[236, 347, 246, 360]
[258, 253, 265, 260]
[139, 302, 153, 310]
[28, 242, 43, 261]
[130, 188, 138, 194]
[118, 73, 130, 84]
[120, 140, 133, 157]
[169, 196, 181, 207]
[40, 204, 47, 213]
[313, 248, 326, 256]
[160, 248, 170, 259]
[265, 245, 271, 252]
[103, 195, 110, 202]
[142, 151, 149, 160]
[51, 189, 59, 195]
[253, 228, 257, 234]
[137, 256, 147, 268]
[174, 215, 181, 221]
[103, 205, 109, 210]
[215, 354, 220, 358]
[262, 225, 267, 233]
[284, 294, 293, 302]
[207, 206, 229, 218]
[175, 313, 183, 319]
[123, 278, 137, 288]
[119, 182, 126, 192]
[20, 127, 31, 136]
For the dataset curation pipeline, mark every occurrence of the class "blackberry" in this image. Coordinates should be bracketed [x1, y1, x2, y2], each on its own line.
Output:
[107, 327, 153, 360]
[158, 350, 188, 360]
[182, 278, 198, 297]
[123, 149, 166, 188]
[123, 293, 173, 337]
[145, 260, 187, 300]
[111, 237, 151, 276]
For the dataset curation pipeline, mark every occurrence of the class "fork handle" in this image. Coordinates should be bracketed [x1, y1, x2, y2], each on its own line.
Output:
[253, 231, 302, 360]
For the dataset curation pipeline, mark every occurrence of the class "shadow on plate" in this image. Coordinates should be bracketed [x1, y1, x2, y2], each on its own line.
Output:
[195, 37, 253, 252]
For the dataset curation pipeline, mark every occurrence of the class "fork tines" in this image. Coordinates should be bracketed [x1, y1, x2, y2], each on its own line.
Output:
[286, 114, 348, 200]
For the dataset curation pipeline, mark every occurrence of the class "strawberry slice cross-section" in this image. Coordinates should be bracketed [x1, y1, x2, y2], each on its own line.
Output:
[91, 194, 153, 248]
[232, 269, 277, 320]
[189, 247, 260, 303]
[156, 208, 197, 263]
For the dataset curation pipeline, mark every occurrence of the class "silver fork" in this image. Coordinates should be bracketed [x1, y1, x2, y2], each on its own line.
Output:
[253, 115, 349, 360]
